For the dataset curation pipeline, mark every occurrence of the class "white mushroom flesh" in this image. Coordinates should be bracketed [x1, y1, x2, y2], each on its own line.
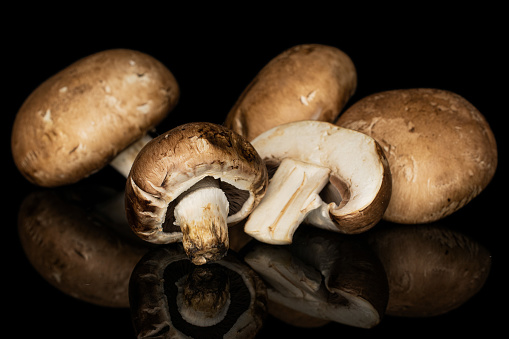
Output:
[173, 177, 230, 265]
[109, 134, 153, 177]
[244, 158, 331, 244]
[244, 121, 387, 244]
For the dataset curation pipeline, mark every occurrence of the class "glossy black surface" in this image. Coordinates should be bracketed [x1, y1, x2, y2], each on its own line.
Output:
[5, 13, 506, 338]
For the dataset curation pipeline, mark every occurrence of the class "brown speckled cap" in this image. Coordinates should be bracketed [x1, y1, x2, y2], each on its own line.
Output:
[11, 49, 179, 187]
[337, 88, 497, 224]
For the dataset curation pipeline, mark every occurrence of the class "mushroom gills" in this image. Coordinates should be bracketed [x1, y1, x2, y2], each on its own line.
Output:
[173, 176, 230, 265]
[244, 157, 331, 244]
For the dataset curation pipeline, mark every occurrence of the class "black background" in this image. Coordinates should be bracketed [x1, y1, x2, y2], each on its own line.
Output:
[4, 7, 507, 338]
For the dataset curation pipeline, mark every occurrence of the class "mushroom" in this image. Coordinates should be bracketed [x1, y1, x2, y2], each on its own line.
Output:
[17, 186, 150, 308]
[336, 88, 497, 223]
[129, 243, 267, 338]
[243, 120, 391, 245]
[125, 122, 268, 265]
[244, 226, 389, 329]
[11, 48, 179, 187]
[367, 222, 491, 317]
[224, 43, 357, 141]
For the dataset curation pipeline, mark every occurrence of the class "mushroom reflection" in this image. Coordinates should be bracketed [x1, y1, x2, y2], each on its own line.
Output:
[367, 223, 491, 317]
[17, 185, 150, 308]
[243, 225, 389, 329]
[129, 243, 267, 339]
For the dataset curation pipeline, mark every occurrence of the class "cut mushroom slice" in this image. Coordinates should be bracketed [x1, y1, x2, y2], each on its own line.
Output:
[244, 120, 391, 245]
[11, 49, 179, 187]
[125, 122, 268, 265]
[129, 243, 267, 338]
[244, 226, 389, 329]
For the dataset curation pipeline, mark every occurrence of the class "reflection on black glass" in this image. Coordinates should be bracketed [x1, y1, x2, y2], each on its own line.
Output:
[243, 225, 389, 329]
[129, 243, 267, 338]
[17, 185, 151, 308]
[367, 223, 491, 317]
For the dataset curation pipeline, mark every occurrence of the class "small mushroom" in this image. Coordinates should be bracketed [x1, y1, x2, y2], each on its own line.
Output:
[244, 226, 389, 329]
[367, 223, 491, 317]
[224, 44, 357, 141]
[11, 48, 179, 187]
[244, 120, 391, 244]
[129, 243, 267, 338]
[17, 186, 150, 307]
[125, 122, 268, 265]
[336, 88, 497, 223]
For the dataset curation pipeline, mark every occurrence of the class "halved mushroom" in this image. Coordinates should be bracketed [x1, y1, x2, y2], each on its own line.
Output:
[336, 88, 497, 223]
[17, 186, 150, 307]
[244, 120, 391, 244]
[244, 226, 389, 329]
[367, 223, 491, 317]
[224, 43, 357, 141]
[11, 48, 179, 187]
[125, 122, 268, 265]
[129, 243, 267, 338]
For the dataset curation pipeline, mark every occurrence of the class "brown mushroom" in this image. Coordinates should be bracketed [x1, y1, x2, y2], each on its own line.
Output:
[367, 223, 491, 317]
[336, 88, 497, 224]
[244, 120, 391, 244]
[125, 122, 268, 265]
[224, 44, 357, 141]
[11, 48, 179, 187]
[129, 243, 267, 338]
[244, 226, 389, 329]
[17, 186, 150, 307]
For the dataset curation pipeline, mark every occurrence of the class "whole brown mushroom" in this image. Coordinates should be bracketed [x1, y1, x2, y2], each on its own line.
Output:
[11, 48, 179, 187]
[337, 88, 497, 224]
[224, 44, 357, 141]
[125, 122, 268, 265]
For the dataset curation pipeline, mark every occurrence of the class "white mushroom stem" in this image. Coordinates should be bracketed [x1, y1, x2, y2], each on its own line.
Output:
[109, 134, 153, 177]
[173, 177, 230, 265]
[244, 158, 331, 245]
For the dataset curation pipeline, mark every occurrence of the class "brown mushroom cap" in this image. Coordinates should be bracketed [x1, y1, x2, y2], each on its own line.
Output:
[224, 44, 357, 141]
[125, 122, 268, 245]
[337, 88, 497, 224]
[17, 188, 150, 308]
[11, 48, 179, 187]
[367, 223, 491, 317]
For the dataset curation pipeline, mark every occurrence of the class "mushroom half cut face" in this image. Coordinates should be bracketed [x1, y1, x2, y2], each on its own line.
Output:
[244, 121, 391, 245]
[125, 122, 268, 265]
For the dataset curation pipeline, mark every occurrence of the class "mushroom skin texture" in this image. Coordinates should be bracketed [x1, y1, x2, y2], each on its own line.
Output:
[125, 122, 268, 265]
[129, 243, 267, 339]
[244, 120, 391, 245]
[224, 44, 357, 141]
[336, 88, 497, 224]
[11, 48, 179, 187]
[244, 226, 389, 329]
[367, 223, 491, 317]
[17, 188, 150, 308]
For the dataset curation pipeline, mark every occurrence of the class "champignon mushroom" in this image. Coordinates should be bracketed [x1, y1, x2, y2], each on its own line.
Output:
[224, 43, 357, 141]
[244, 226, 389, 329]
[336, 88, 497, 224]
[11, 48, 179, 187]
[17, 186, 150, 308]
[129, 243, 267, 338]
[367, 223, 491, 317]
[125, 122, 268, 265]
[243, 120, 391, 245]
